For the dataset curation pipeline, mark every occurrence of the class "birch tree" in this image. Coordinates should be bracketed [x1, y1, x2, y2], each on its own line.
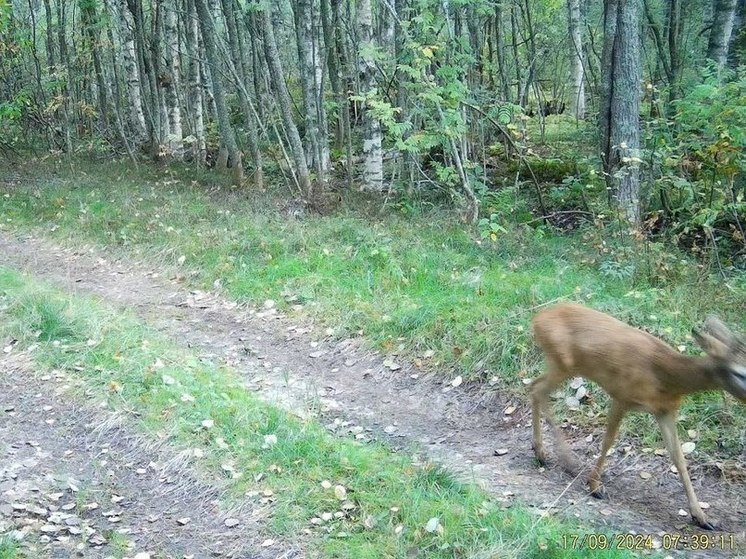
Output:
[567, 0, 586, 119]
[707, 0, 738, 66]
[357, 0, 384, 191]
[184, 0, 206, 164]
[294, 0, 330, 186]
[163, 0, 183, 159]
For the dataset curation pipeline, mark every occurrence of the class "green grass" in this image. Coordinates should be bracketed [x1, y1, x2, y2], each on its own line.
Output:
[0, 537, 18, 559]
[0, 157, 744, 459]
[0, 266, 639, 559]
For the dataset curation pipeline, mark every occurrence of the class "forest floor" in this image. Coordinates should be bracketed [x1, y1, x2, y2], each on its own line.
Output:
[1, 231, 744, 558]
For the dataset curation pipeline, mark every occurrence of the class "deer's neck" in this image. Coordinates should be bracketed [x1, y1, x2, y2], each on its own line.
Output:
[666, 353, 722, 395]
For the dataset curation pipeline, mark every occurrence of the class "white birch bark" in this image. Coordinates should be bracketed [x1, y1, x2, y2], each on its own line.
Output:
[106, 0, 148, 143]
[164, 0, 183, 159]
[357, 0, 383, 191]
[567, 0, 585, 119]
[185, 0, 206, 164]
[707, 0, 738, 67]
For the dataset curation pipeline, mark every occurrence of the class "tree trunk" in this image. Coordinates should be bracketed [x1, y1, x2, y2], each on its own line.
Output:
[357, 0, 384, 191]
[164, 0, 184, 159]
[494, 2, 510, 101]
[666, 0, 683, 103]
[221, 0, 263, 187]
[294, 0, 330, 188]
[258, 2, 312, 197]
[194, 0, 244, 185]
[567, 0, 586, 119]
[708, 0, 738, 66]
[600, 0, 642, 226]
[109, 0, 148, 144]
[56, 0, 73, 153]
[185, 0, 206, 164]
[42, 0, 55, 70]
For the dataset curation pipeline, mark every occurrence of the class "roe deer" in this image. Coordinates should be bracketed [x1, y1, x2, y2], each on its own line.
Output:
[530, 303, 746, 530]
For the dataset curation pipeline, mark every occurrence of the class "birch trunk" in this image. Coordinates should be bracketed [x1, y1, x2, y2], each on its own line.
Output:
[294, 0, 330, 186]
[164, 0, 184, 159]
[707, 0, 738, 66]
[357, 0, 384, 191]
[185, 0, 206, 164]
[567, 0, 586, 119]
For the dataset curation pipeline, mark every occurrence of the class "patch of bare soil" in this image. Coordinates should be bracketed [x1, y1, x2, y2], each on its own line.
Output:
[0, 354, 298, 558]
[1, 231, 745, 557]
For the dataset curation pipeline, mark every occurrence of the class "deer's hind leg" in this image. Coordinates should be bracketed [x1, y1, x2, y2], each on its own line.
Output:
[588, 399, 628, 498]
[530, 360, 575, 471]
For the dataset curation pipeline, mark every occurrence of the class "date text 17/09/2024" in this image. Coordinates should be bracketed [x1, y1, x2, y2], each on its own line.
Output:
[560, 532, 738, 552]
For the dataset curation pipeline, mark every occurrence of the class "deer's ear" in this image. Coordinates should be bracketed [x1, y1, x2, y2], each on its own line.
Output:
[692, 327, 729, 360]
[704, 316, 735, 344]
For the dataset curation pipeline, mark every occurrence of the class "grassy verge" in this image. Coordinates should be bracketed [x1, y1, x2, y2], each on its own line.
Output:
[0, 266, 640, 558]
[0, 157, 744, 457]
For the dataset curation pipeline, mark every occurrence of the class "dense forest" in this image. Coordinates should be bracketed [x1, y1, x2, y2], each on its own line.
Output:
[0, 0, 745, 264]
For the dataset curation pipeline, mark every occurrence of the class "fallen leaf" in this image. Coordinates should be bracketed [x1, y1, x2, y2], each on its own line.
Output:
[565, 396, 580, 410]
[383, 359, 401, 371]
[451, 376, 463, 388]
[681, 442, 695, 454]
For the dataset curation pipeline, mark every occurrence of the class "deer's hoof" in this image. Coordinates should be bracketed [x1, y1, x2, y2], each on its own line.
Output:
[589, 484, 607, 500]
[693, 516, 721, 531]
[532, 445, 547, 466]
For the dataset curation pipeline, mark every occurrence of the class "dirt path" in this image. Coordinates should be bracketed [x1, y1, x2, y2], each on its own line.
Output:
[1, 231, 745, 557]
[0, 353, 299, 558]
